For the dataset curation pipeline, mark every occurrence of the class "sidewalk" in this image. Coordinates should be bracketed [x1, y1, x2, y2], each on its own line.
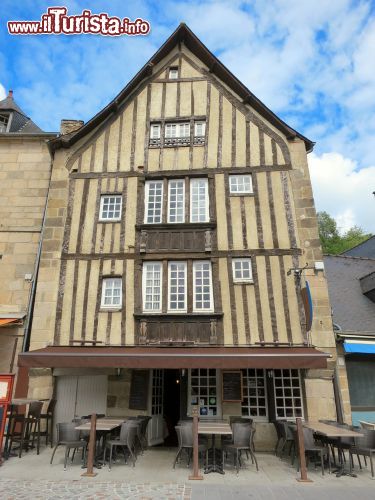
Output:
[1, 447, 374, 499]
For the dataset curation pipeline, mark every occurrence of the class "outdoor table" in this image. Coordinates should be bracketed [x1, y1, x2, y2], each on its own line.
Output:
[304, 421, 363, 477]
[198, 420, 232, 474]
[75, 418, 126, 469]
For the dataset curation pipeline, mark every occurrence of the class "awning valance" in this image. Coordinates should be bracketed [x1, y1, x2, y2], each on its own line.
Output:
[18, 346, 330, 369]
[344, 341, 375, 355]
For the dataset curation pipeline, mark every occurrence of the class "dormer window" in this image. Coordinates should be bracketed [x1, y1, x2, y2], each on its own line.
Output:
[0, 114, 9, 133]
[169, 67, 178, 79]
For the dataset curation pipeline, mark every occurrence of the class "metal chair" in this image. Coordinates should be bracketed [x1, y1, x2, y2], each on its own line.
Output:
[293, 427, 331, 476]
[103, 423, 137, 470]
[349, 429, 375, 478]
[273, 420, 285, 456]
[50, 422, 87, 470]
[173, 425, 208, 469]
[39, 399, 57, 447]
[222, 424, 258, 474]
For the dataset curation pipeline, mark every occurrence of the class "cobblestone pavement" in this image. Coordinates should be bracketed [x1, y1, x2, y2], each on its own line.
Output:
[0, 480, 191, 500]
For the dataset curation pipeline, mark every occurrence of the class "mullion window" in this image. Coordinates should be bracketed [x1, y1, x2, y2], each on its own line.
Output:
[193, 261, 213, 312]
[143, 262, 162, 312]
[190, 178, 209, 222]
[241, 369, 268, 420]
[168, 180, 185, 223]
[273, 369, 303, 420]
[145, 181, 163, 224]
[168, 262, 187, 312]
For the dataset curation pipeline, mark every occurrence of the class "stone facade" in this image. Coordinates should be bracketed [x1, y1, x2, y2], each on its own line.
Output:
[0, 134, 54, 378]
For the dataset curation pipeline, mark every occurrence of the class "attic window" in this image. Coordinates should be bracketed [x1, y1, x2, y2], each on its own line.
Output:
[169, 67, 178, 79]
[0, 114, 9, 133]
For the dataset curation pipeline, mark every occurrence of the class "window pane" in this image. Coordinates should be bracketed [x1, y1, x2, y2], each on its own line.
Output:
[273, 369, 303, 420]
[100, 195, 122, 220]
[232, 259, 253, 282]
[229, 175, 253, 194]
[145, 181, 163, 223]
[190, 178, 209, 222]
[143, 263, 162, 311]
[193, 261, 213, 311]
[168, 262, 186, 311]
[168, 180, 185, 223]
[241, 369, 268, 420]
[101, 277, 122, 307]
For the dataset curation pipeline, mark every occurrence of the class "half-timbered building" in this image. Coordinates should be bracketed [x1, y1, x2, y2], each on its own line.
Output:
[19, 24, 349, 448]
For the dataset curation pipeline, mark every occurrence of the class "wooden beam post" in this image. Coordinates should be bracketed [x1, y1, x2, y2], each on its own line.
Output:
[81, 413, 97, 477]
[296, 417, 312, 483]
[189, 405, 203, 480]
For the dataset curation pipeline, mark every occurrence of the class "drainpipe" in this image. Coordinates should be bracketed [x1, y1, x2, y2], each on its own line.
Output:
[22, 152, 54, 352]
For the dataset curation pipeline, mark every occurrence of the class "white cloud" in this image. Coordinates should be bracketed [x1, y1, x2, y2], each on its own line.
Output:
[308, 152, 375, 233]
[0, 83, 6, 100]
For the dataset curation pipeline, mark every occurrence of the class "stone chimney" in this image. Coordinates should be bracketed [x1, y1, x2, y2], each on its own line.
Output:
[60, 119, 84, 135]
[8, 89, 13, 98]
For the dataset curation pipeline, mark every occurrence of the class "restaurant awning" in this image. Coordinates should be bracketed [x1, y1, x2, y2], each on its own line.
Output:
[18, 346, 330, 369]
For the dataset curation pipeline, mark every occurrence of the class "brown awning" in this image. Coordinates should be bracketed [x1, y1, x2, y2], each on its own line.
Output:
[18, 346, 330, 369]
[0, 318, 21, 327]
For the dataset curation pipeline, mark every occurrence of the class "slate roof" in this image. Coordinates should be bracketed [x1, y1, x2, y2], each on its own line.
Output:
[0, 91, 44, 133]
[342, 236, 375, 259]
[324, 255, 375, 333]
[49, 23, 314, 153]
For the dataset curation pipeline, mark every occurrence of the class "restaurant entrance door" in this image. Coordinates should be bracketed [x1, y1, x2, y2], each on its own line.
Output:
[163, 369, 181, 446]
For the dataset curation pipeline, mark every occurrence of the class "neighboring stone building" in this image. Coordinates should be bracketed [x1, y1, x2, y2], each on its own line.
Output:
[19, 24, 346, 448]
[325, 240, 375, 425]
[0, 90, 56, 387]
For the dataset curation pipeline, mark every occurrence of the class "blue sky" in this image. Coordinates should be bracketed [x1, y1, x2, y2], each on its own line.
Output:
[1, 0, 374, 232]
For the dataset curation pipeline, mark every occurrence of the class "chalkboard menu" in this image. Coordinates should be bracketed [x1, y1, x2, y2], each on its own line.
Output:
[222, 371, 243, 402]
[129, 370, 150, 410]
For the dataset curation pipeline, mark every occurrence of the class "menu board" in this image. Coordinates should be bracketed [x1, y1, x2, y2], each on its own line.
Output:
[129, 370, 150, 410]
[222, 371, 243, 402]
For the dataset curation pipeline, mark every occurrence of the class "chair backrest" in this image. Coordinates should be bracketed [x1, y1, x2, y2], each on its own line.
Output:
[28, 401, 43, 419]
[355, 429, 375, 449]
[282, 421, 293, 440]
[47, 399, 57, 414]
[180, 423, 193, 447]
[175, 426, 183, 448]
[56, 422, 80, 442]
[359, 421, 375, 430]
[127, 426, 137, 449]
[232, 424, 252, 447]
[302, 427, 316, 448]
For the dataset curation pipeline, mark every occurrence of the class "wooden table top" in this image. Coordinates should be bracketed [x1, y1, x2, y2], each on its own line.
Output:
[198, 421, 232, 436]
[304, 421, 363, 438]
[75, 417, 127, 431]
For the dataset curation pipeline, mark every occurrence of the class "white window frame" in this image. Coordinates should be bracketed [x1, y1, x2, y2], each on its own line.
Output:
[101, 277, 122, 308]
[165, 122, 190, 139]
[190, 178, 209, 223]
[188, 369, 221, 418]
[168, 261, 187, 313]
[0, 113, 10, 133]
[241, 369, 268, 421]
[150, 123, 161, 139]
[193, 261, 214, 312]
[99, 194, 122, 222]
[229, 174, 253, 194]
[194, 121, 206, 137]
[169, 67, 178, 79]
[142, 262, 162, 313]
[232, 258, 253, 284]
[168, 179, 185, 223]
[273, 369, 304, 420]
[144, 180, 163, 224]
